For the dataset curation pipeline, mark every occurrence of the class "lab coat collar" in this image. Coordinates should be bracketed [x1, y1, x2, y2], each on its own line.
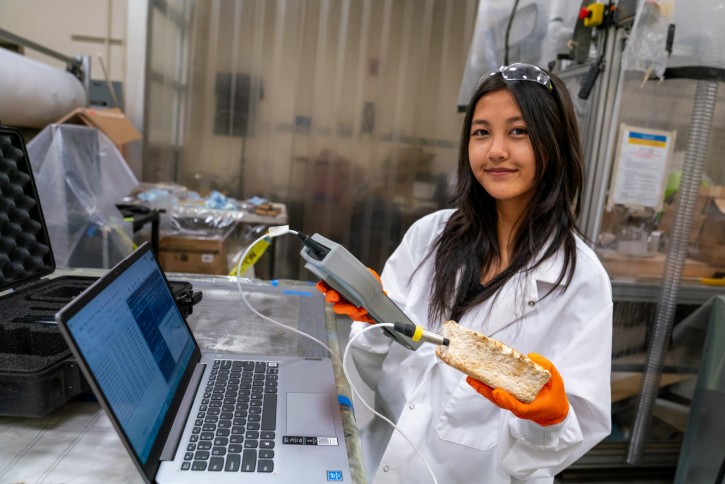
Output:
[529, 244, 568, 286]
[463, 244, 567, 337]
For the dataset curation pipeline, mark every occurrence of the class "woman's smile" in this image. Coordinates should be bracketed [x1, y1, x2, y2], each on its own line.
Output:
[468, 89, 536, 212]
[484, 167, 518, 176]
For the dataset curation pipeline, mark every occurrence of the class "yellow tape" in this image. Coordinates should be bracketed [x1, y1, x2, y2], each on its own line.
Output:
[229, 237, 271, 276]
[701, 277, 725, 286]
[412, 325, 423, 342]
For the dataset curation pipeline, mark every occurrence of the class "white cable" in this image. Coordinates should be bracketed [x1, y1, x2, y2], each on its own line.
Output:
[235, 226, 438, 484]
[343, 323, 438, 484]
[234, 227, 342, 366]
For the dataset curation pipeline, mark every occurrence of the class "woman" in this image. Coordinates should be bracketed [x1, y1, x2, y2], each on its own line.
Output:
[320, 63, 612, 483]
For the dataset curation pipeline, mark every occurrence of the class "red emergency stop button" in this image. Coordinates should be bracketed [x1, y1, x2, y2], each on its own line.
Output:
[579, 3, 604, 27]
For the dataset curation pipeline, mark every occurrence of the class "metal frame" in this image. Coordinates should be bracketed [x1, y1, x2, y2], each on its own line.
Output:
[556, 23, 627, 246]
[582, 27, 628, 244]
[558, 8, 725, 473]
[611, 279, 725, 305]
[142, 0, 191, 182]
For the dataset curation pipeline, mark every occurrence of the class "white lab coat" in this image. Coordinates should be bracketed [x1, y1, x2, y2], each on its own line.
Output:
[349, 209, 613, 484]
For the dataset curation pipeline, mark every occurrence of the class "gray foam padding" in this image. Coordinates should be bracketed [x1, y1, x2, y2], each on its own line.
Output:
[0, 132, 52, 286]
[0, 129, 65, 373]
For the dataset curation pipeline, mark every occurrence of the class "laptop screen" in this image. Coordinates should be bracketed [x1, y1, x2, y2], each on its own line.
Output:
[63, 248, 197, 464]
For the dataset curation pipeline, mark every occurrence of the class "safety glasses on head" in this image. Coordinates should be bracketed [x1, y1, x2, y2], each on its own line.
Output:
[477, 63, 554, 92]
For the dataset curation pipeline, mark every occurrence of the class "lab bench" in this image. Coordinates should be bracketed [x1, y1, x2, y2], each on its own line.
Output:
[0, 271, 365, 483]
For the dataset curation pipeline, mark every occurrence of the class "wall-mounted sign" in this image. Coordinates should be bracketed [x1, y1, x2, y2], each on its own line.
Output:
[607, 124, 677, 211]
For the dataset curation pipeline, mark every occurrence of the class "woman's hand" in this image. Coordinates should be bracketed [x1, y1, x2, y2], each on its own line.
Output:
[314, 268, 383, 324]
[466, 353, 569, 426]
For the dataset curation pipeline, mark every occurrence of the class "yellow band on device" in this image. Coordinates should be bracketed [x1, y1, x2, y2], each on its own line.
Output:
[412, 325, 423, 342]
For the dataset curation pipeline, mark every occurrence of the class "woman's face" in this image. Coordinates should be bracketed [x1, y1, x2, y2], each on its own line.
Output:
[468, 88, 536, 214]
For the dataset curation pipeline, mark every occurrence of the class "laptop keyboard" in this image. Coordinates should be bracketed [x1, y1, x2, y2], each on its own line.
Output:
[181, 359, 279, 472]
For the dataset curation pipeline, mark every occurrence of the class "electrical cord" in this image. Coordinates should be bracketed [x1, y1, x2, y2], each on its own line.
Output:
[234, 227, 342, 367]
[503, 0, 521, 65]
[343, 323, 439, 484]
[234, 225, 439, 484]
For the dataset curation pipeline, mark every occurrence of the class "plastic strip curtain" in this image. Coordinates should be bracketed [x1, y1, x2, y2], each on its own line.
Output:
[146, 0, 476, 279]
[144, 0, 194, 182]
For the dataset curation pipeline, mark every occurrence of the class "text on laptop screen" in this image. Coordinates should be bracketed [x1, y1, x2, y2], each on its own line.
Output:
[65, 250, 196, 463]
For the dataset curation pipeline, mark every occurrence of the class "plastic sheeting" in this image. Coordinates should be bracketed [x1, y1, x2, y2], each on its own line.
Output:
[147, 1, 473, 278]
[668, 0, 725, 69]
[624, 0, 725, 79]
[0, 49, 86, 128]
[622, 0, 675, 80]
[127, 182, 289, 235]
[27, 124, 138, 268]
[457, 0, 581, 108]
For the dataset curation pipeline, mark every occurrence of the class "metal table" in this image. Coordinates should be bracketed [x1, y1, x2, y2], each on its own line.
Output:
[0, 273, 365, 483]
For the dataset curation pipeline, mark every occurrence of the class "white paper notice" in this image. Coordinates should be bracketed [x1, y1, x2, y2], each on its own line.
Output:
[609, 125, 676, 210]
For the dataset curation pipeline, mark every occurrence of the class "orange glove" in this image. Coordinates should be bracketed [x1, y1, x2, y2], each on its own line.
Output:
[466, 353, 569, 426]
[314, 268, 383, 324]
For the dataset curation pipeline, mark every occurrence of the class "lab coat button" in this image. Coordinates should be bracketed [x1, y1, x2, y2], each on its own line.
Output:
[383, 465, 390, 472]
[408, 403, 415, 410]
[528, 300, 536, 307]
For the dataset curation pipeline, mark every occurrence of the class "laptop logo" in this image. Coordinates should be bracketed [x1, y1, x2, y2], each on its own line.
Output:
[327, 470, 343, 481]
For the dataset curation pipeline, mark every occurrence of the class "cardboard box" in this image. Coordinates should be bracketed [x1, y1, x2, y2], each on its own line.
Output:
[699, 219, 725, 247]
[56, 107, 141, 155]
[658, 186, 725, 243]
[688, 189, 725, 267]
[658, 193, 708, 243]
[158, 228, 234, 275]
[696, 244, 725, 267]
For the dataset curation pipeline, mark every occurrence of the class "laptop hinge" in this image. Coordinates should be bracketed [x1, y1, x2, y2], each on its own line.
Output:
[160, 362, 206, 461]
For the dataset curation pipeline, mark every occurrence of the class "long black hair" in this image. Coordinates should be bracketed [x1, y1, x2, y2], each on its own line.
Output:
[427, 68, 583, 325]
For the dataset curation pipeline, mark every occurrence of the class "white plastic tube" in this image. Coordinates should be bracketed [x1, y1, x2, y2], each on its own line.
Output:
[0, 48, 86, 128]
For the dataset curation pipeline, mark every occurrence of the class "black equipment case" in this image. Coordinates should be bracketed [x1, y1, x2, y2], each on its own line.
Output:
[0, 125, 201, 417]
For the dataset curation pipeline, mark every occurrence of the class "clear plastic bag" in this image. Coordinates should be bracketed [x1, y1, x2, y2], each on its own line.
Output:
[27, 124, 138, 268]
[457, 0, 553, 107]
[622, 0, 676, 81]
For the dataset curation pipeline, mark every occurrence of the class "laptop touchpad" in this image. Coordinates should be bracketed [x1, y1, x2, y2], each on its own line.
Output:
[286, 393, 335, 435]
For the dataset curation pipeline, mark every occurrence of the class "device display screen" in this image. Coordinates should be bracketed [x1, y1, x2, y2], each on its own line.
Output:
[65, 250, 196, 463]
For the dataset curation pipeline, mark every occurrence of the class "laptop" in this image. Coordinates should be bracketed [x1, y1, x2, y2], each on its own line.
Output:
[55, 242, 351, 483]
